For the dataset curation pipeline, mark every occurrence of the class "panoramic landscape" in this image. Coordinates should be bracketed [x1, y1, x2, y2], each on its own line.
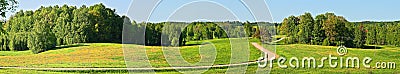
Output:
[0, 0, 399, 74]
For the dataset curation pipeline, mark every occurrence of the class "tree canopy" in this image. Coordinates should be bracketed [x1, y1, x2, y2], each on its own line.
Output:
[278, 12, 400, 48]
[0, 3, 123, 53]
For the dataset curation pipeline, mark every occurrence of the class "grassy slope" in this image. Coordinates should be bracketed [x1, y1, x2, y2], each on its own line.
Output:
[0, 43, 126, 68]
[268, 44, 399, 73]
[0, 38, 398, 73]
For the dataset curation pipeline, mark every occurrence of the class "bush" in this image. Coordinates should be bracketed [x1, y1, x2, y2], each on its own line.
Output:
[285, 37, 296, 44]
[28, 32, 56, 54]
[322, 38, 330, 46]
[311, 37, 322, 45]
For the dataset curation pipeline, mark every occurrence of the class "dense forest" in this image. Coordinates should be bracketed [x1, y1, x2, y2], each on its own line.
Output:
[123, 20, 275, 46]
[1, 3, 400, 53]
[0, 3, 274, 53]
[0, 4, 124, 53]
[278, 12, 400, 48]
[356, 21, 400, 46]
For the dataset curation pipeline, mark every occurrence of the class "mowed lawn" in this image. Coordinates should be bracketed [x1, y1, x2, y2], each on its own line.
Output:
[0, 38, 399, 73]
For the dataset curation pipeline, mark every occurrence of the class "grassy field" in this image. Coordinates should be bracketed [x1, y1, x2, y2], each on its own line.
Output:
[0, 38, 398, 73]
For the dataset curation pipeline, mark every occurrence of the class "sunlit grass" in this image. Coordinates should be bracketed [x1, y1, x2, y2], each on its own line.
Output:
[0, 38, 398, 73]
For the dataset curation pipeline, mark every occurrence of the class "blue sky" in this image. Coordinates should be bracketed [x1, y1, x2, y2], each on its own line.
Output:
[12, 0, 400, 22]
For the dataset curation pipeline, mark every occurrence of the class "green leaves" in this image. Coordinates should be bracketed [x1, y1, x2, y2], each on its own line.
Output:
[0, 0, 18, 18]
[27, 16, 56, 54]
[0, 4, 123, 53]
[280, 12, 357, 47]
[356, 22, 400, 47]
[353, 25, 366, 48]
[28, 32, 56, 54]
[280, 12, 400, 48]
[298, 12, 314, 44]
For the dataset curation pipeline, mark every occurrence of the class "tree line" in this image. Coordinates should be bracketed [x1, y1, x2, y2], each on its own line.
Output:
[2, 3, 398, 53]
[0, 3, 124, 53]
[0, 3, 274, 54]
[124, 20, 274, 46]
[278, 12, 400, 48]
[357, 21, 400, 46]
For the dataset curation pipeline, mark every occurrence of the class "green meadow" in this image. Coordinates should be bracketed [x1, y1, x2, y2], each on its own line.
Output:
[0, 38, 398, 74]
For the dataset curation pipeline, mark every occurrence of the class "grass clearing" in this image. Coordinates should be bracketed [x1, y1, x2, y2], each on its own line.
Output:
[0, 38, 398, 73]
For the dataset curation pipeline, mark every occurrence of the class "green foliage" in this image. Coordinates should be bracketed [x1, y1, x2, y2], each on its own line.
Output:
[365, 24, 377, 45]
[0, 4, 123, 53]
[355, 21, 400, 47]
[322, 13, 352, 45]
[28, 31, 57, 54]
[258, 23, 275, 43]
[322, 38, 330, 46]
[144, 22, 162, 46]
[0, 33, 9, 50]
[27, 17, 57, 54]
[129, 21, 268, 46]
[87, 4, 124, 43]
[8, 33, 29, 51]
[280, 12, 361, 47]
[353, 24, 366, 48]
[0, 0, 18, 17]
[243, 21, 253, 37]
[279, 12, 400, 48]
[312, 14, 326, 45]
[297, 12, 314, 44]
[281, 15, 299, 44]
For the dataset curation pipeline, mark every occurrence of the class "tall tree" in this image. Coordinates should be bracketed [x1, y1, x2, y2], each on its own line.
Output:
[321, 13, 351, 46]
[322, 13, 338, 42]
[28, 18, 56, 54]
[353, 24, 366, 48]
[1, 3, 124, 52]
[281, 16, 299, 44]
[297, 12, 314, 44]
[312, 14, 326, 45]
[365, 24, 377, 45]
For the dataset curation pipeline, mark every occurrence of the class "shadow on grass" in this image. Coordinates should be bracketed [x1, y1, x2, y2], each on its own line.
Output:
[184, 43, 203, 46]
[37, 44, 89, 53]
[361, 45, 383, 49]
[50, 44, 89, 50]
[268, 43, 287, 45]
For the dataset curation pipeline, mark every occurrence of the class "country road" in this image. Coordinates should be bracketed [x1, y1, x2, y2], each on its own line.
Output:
[251, 42, 279, 60]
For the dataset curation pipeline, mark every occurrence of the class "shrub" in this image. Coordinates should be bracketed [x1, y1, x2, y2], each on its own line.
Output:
[322, 38, 330, 46]
[285, 37, 296, 44]
[28, 32, 56, 54]
[311, 37, 322, 45]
